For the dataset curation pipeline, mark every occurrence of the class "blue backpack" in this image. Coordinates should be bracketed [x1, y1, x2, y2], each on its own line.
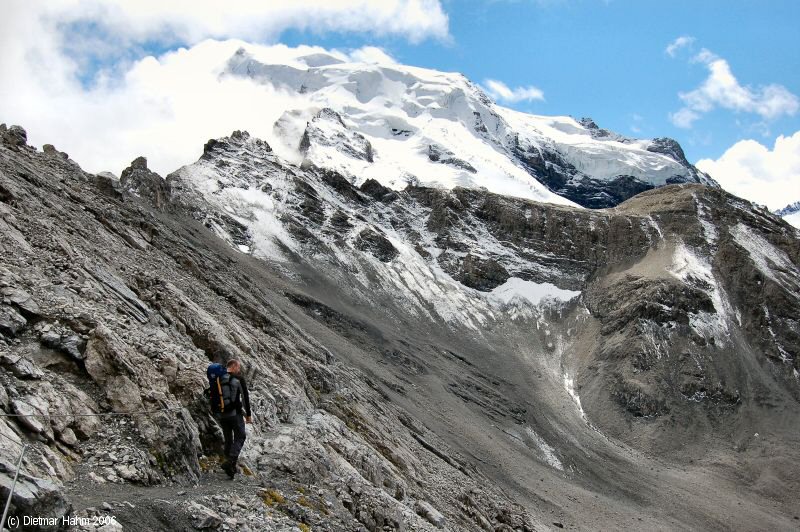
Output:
[207, 363, 232, 414]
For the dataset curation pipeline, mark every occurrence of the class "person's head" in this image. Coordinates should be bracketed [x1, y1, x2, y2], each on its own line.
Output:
[226, 359, 241, 376]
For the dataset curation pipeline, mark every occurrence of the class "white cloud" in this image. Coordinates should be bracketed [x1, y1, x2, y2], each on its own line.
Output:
[670, 47, 799, 128]
[665, 35, 694, 57]
[347, 46, 397, 65]
[669, 108, 701, 129]
[5, 39, 319, 174]
[695, 131, 800, 210]
[482, 79, 545, 104]
[0, 0, 449, 175]
[13, 0, 450, 45]
[691, 48, 718, 64]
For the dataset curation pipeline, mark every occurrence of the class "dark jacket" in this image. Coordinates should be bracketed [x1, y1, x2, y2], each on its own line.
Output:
[223, 375, 252, 418]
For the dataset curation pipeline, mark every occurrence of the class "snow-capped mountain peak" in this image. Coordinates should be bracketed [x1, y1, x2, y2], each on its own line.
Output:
[223, 46, 716, 208]
[776, 200, 800, 228]
[775, 200, 800, 216]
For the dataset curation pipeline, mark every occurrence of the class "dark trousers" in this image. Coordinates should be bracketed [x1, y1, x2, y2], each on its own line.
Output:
[220, 413, 246, 461]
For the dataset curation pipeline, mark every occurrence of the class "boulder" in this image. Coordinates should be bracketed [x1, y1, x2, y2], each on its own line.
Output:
[42, 144, 69, 160]
[62, 384, 101, 439]
[0, 460, 70, 532]
[1, 124, 27, 149]
[0, 306, 26, 336]
[0, 420, 21, 449]
[93, 171, 124, 199]
[188, 502, 223, 529]
[11, 399, 49, 437]
[114, 463, 141, 482]
[0, 285, 40, 316]
[415, 500, 446, 528]
[40, 330, 87, 361]
[57, 427, 78, 447]
[1, 354, 44, 379]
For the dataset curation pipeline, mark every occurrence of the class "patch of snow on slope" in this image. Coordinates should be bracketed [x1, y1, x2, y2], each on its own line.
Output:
[646, 215, 663, 243]
[491, 277, 580, 307]
[669, 241, 733, 345]
[173, 151, 301, 260]
[731, 223, 800, 293]
[785, 211, 800, 229]
[762, 305, 793, 362]
[383, 239, 491, 329]
[309, 196, 497, 329]
[693, 194, 718, 245]
[229, 185, 300, 257]
[563, 374, 587, 422]
[381, 208, 496, 328]
[525, 426, 564, 471]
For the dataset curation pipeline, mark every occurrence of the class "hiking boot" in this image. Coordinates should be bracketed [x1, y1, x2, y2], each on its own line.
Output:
[222, 458, 237, 479]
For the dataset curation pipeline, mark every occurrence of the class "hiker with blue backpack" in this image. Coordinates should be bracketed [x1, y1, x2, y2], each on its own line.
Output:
[207, 359, 252, 479]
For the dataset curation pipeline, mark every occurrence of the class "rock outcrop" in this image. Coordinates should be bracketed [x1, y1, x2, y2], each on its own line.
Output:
[119, 157, 170, 210]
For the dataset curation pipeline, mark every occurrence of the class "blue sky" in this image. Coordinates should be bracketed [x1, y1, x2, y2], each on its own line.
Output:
[2, 0, 798, 208]
[279, 0, 800, 163]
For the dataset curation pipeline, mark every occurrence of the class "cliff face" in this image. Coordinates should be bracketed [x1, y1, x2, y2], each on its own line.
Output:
[0, 125, 798, 531]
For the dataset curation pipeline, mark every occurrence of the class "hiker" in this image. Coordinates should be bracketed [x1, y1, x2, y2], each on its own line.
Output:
[208, 359, 252, 479]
